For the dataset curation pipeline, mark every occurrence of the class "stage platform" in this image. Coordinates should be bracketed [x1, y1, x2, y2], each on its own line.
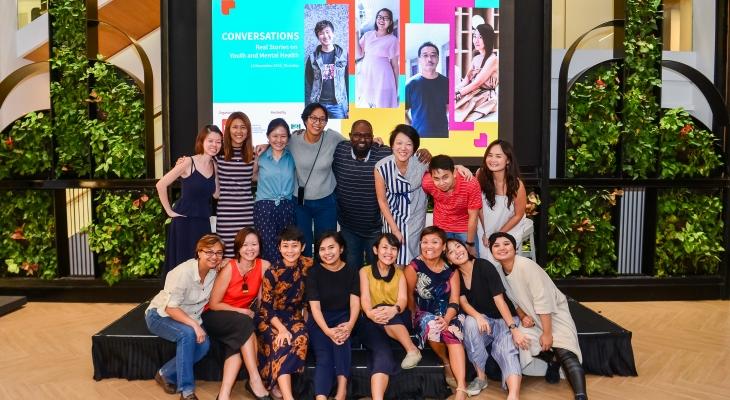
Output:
[0, 296, 27, 317]
[92, 299, 637, 399]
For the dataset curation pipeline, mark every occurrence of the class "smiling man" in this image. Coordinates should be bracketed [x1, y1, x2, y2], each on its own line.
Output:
[422, 155, 482, 256]
[405, 42, 449, 138]
[332, 120, 392, 268]
[305, 20, 349, 119]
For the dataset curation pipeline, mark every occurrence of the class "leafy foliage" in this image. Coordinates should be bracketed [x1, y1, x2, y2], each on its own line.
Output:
[622, 0, 662, 178]
[0, 191, 57, 279]
[85, 191, 168, 285]
[565, 64, 622, 176]
[657, 108, 722, 178]
[87, 61, 146, 178]
[655, 190, 724, 276]
[50, 0, 91, 177]
[546, 186, 619, 278]
[0, 112, 53, 179]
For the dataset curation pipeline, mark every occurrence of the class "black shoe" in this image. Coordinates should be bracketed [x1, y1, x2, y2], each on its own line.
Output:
[545, 360, 561, 384]
[245, 380, 272, 400]
[155, 370, 176, 394]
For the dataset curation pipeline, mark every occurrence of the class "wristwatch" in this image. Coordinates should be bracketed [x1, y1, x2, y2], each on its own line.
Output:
[465, 241, 475, 247]
[508, 323, 517, 330]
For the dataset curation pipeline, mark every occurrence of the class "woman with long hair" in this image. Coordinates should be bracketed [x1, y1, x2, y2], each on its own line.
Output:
[157, 125, 222, 277]
[216, 112, 256, 258]
[257, 227, 313, 400]
[359, 233, 421, 400]
[356, 7, 399, 108]
[306, 231, 360, 400]
[455, 22, 498, 122]
[476, 139, 529, 261]
[404, 226, 468, 400]
[253, 118, 296, 263]
[203, 228, 271, 400]
[489, 232, 587, 400]
[445, 238, 526, 399]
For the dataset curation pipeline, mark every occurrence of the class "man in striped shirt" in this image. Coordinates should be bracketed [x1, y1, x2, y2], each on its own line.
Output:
[332, 120, 391, 268]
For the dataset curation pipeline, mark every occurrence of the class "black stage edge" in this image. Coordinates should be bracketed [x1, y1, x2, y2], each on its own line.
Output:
[0, 278, 159, 302]
[92, 300, 637, 399]
[0, 295, 26, 317]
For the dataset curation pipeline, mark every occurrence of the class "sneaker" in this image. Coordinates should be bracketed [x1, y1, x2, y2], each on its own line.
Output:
[465, 377, 488, 396]
[401, 349, 422, 369]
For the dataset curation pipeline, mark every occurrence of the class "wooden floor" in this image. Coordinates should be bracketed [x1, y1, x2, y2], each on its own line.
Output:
[0, 301, 728, 399]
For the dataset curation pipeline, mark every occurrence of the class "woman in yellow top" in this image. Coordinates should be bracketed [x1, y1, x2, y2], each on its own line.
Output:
[358, 233, 421, 400]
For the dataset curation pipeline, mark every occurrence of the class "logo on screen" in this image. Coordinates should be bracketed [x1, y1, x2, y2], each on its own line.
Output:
[221, 0, 235, 15]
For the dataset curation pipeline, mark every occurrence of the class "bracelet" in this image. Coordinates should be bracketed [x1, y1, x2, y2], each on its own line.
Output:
[465, 241, 475, 246]
[447, 302, 459, 312]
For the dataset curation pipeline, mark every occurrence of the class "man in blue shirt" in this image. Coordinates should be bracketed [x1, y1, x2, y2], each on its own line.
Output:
[405, 42, 449, 137]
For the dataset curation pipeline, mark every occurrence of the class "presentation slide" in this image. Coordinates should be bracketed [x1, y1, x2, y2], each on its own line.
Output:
[212, 0, 500, 157]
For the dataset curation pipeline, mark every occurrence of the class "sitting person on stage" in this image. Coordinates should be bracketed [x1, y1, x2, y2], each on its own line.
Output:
[202, 228, 271, 400]
[145, 234, 225, 400]
[257, 226, 313, 400]
[404, 226, 468, 400]
[306, 231, 360, 400]
[359, 233, 422, 400]
[489, 232, 588, 400]
[445, 238, 527, 399]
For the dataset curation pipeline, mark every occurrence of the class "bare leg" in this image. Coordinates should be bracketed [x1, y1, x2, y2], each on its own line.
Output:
[241, 335, 268, 397]
[277, 374, 294, 400]
[334, 375, 347, 400]
[218, 354, 242, 400]
[505, 374, 522, 400]
[384, 324, 417, 352]
[445, 343, 467, 400]
[370, 373, 389, 400]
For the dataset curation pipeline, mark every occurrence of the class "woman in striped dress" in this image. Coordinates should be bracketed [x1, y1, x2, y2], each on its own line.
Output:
[374, 124, 428, 265]
[217, 111, 255, 257]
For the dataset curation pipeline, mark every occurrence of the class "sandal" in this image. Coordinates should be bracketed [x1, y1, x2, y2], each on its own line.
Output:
[443, 363, 457, 388]
[454, 387, 469, 400]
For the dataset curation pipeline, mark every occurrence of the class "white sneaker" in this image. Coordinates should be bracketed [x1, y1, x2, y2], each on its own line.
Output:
[401, 349, 422, 369]
[465, 377, 488, 396]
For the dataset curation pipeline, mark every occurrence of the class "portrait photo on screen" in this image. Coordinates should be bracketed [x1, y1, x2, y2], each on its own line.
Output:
[405, 23, 449, 138]
[454, 7, 499, 123]
[304, 4, 350, 119]
[355, 0, 400, 109]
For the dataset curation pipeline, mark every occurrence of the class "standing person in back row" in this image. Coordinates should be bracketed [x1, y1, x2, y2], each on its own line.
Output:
[305, 20, 349, 119]
[422, 155, 482, 257]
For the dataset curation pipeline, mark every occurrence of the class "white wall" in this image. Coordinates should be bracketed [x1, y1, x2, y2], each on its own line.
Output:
[0, 2, 49, 132]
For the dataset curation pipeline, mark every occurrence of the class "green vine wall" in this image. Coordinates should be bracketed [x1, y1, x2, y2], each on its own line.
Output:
[622, 0, 662, 178]
[565, 64, 622, 177]
[85, 191, 168, 285]
[0, 191, 57, 279]
[546, 187, 619, 278]
[0, 112, 53, 179]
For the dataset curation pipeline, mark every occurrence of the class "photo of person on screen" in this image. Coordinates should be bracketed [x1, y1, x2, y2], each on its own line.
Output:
[356, 6, 399, 108]
[305, 20, 349, 119]
[406, 41, 449, 138]
[455, 13, 499, 123]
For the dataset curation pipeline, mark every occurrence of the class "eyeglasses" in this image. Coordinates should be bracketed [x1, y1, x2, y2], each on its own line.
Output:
[308, 116, 328, 125]
[242, 280, 249, 294]
[376, 15, 391, 21]
[200, 250, 224, 258]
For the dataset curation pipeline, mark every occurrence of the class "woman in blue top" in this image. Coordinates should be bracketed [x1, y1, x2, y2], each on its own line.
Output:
[157, 125, 222, 277]
[254, 118, 297, 263]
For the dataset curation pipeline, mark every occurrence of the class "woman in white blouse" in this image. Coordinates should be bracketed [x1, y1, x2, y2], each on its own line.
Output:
[145, 234, 226, 400]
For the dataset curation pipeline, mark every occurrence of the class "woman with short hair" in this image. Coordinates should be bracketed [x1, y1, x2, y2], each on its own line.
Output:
[145, 234, 225, 400]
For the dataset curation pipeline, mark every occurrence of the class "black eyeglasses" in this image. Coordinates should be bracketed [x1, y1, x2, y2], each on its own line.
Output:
[242, 280, 249, 294]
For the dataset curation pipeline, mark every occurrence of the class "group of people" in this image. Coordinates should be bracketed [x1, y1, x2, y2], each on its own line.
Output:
[150, 102, 587, 400]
